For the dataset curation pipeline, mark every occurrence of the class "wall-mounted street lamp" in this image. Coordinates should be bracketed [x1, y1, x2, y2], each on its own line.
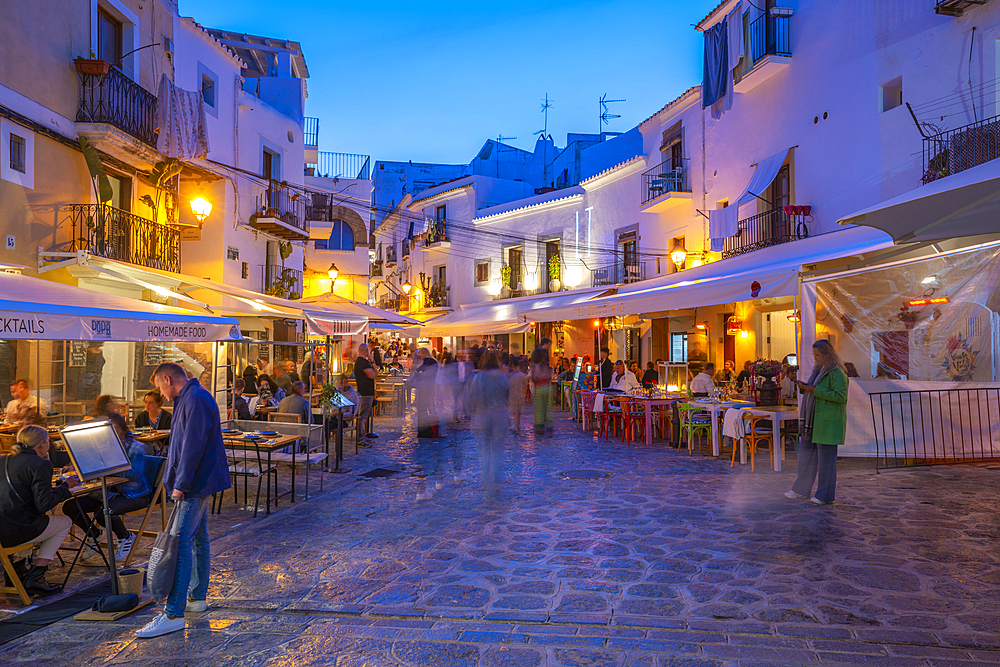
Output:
[401, 281, 412, 294]
[190, 197, 212, 222]
[327, 263, 339, 282]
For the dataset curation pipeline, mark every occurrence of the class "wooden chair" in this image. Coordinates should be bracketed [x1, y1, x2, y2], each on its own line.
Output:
[621, 398, 647, 443]
[0, 542, 34, 605]
[121, 456, 168, 566]
[268, 412, 301, 424]
[598, 396, 624, 440]
[677, 403, 711, 455]
[733, 411, 774, 472]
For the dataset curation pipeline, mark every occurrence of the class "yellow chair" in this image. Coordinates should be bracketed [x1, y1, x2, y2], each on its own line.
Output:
[0, 542, 34, 605]
[677, 403, 711, 455]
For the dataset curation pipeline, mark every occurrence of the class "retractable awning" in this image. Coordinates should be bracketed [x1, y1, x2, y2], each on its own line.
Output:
[527, 226, 893, 320]
[297, 293, 420, 325]
[837, 158, 1000, 243]
[0, 272, 241, 342]
[709, 148, 790, 250]
[81, 257, 369, 335]
[420, 289, 605, 337]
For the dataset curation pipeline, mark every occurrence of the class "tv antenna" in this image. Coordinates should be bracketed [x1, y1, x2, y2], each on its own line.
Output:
[496, 133, 517, 178]
[599, 93, 625, 133]
[534, 94, 554, 183]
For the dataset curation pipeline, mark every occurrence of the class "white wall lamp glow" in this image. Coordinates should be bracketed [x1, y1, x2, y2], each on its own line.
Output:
[524, 271, 539, 291]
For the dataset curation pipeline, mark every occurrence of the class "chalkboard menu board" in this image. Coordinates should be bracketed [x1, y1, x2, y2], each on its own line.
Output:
[258, 343, 269, 362]
[69, 342, 88, 368]
[143, 343, 164, 367]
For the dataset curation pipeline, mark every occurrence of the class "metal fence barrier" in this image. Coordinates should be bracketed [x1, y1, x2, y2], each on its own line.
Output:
[869, 388, 1000, 470]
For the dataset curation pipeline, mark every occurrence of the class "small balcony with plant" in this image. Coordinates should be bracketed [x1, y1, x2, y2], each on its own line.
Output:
[74, 57, 160, 166]
[419, 220, 451, 251]
[250, 181, 309, 241]
[591, 261, 647, 288]
[921, 114, 1000, 185]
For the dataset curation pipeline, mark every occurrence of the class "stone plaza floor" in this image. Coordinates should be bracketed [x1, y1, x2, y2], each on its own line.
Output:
[1, 407, 999, 666]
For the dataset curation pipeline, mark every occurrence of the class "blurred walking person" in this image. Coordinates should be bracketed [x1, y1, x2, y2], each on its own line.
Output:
[508, 359, 528, 434]
[467, 350, 509, 500]
[411, 348, 440, 438]
[529, 338, 553, 437]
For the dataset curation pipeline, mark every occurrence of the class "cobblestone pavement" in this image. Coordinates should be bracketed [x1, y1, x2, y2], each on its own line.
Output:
[3, 408, 1000, 666]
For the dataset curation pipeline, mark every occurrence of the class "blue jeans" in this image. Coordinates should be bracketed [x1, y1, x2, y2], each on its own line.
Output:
[792, 430, 839, 503]
[165, 495, 211, 618]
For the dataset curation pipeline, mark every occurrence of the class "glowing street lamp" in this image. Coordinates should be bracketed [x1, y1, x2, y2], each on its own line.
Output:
[670, 241, 687, 269]
[327, 263, 339, 282]
[190, 197, 212, 222]
[401, 281, 412, 294]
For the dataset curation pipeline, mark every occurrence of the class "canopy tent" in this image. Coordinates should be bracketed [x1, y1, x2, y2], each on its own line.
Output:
[837, 158, 1000, 244]
[0, 271, 241, 342]
[75, 256, 369, 336]
[709, 148, 790, 251]
[420, 289, 606, 337]
[297, 293, 420, 325]
[525, 226, 893, 322]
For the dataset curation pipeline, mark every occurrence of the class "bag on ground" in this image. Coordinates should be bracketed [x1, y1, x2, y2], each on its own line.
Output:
[146, 503, 181, 602]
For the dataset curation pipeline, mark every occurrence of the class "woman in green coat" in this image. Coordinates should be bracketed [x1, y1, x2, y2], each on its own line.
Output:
[785, 340, 848, 505]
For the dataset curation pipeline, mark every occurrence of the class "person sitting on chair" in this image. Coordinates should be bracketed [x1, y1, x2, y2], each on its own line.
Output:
[641, 361, 659, 388]
[89, 395, 123, 420]
[0, 425, 76, 596]
[690, 363, 716, 397]
[134, 391, 171, 431]
[277, 381, 311, 424]
[62, 413, 151, 562]
[230, 379, 253, 420]
[610, 360, 640, 392]
[3, 380, 49, 426]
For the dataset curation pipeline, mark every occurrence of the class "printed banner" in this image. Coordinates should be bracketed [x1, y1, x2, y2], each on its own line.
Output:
[0, 311, 242, 342]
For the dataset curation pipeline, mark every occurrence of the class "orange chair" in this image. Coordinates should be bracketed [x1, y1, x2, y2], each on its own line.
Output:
[732, 411, 774, 471]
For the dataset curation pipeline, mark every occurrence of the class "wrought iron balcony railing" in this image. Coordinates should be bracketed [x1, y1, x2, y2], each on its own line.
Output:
[423, 221, 449, 246]
[385, 245, 398, 265]
[641, 161, 689, 205]
[70, 204, 179, 272]
[401, 238, 411, 260]
[722, 209, 795, 259]
[378, 295, 405, 311]
[313, 152, 371, 180]
[370, 262, 383, 277]
[256, 181, 307, 232]
[76, 65, 157, 147]
[922, 114, 1000, 184]
[735, 13, 791, 84]
[591, 262, 647, 288]
[424, 284, 450, 309]
[261, 264, 302, 300]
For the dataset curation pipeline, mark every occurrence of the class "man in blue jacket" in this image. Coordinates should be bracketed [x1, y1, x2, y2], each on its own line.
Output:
[136, 363, 231, 638]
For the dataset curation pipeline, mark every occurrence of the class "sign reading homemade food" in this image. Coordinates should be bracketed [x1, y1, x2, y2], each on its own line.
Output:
[0, 311, 242, 342]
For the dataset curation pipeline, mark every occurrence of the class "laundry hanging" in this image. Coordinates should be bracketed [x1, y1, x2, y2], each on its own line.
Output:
[154, 74, 210, 159]
[702, 19, 729, 108]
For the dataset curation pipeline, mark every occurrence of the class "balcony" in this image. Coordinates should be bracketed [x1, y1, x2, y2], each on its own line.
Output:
[261, 264, 302, 300]
[424, 284, 451, 310]
[70, 204, 179, 273]
[401, 239, 411, 261]
[371, 262, 383, 277]
[385, 245, 397, 266]
[592, 261, 647, 288]
[303, 117, 319, 165]
[935, 0, 988, 16]
[252, 181, 309, 241]
[310, 152, 371, 180]
[922, 114, 1000, 185]
[418, 221, 450, 251]
[722, 209, 795, 259]
[75, 64, 161, 166]
[378, 295, 405, 311]
[640, 161, 691, 210]
[733, 12, 791, 94]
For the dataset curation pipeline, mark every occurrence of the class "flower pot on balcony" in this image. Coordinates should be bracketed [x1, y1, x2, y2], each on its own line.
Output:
[74, 58, 110, 75]
[903, 320, 917, 330]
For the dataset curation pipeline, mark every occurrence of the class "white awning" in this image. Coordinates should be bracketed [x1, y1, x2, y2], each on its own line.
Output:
[0, 272, 241, 342]
[837, 158, 1000, 243]
[420, 289, 605, 337]
[710, 148, 790, 249]
[82, 257, 369, 336]
[297, 294, 420, 324]
[528, 226, 893, 320]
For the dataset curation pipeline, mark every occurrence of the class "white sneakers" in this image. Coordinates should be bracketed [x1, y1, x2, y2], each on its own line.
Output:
[810, 497, 834, 505]
[783, 490, 806, 499]
[115, 534, 135, 561]
[135, 613, 185, 638]
[186, 598, 208, 612]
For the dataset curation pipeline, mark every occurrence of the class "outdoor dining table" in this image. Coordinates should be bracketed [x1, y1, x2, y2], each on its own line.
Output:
[223, 433, 300, 514]
[692, 400, 746, 458]
[698, 401, 799, 472]
[621, 393, 684, 445]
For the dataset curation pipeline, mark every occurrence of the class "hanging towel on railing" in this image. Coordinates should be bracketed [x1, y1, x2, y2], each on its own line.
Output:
[727, 4, 745, 74]
[154, 74, 210, 159]
[708, 206, 739, 252]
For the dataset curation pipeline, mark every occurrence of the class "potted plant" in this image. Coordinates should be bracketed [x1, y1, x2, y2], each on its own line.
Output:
[897, 304, 919, 330]
[500, 264, 512, 288]
[74, 51, 110, 75]
[548, 255, 561, 291]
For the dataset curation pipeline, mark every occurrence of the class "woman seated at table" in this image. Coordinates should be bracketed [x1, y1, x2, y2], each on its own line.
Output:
[256, 375, 285, 408]
[0, 425, 76, 596]
[62, 413, 150, 562]
[89, 395, 123, 420]
[133, 390, 171, 431]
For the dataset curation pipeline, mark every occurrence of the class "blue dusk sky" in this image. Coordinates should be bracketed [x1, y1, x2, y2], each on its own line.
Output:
[182, 0, 719, 164]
